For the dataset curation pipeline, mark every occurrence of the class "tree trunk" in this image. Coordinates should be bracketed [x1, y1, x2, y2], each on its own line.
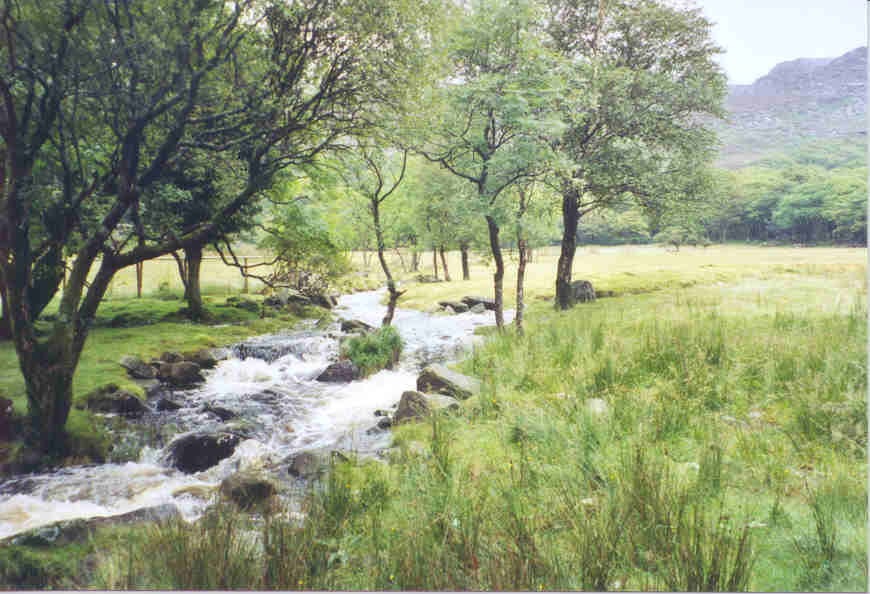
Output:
[373, 200, 404, 326]
[515, 228, 527, 336]
[185, 245, 205, 320]
[460, 242, 470, 280]
[0, 276, 10, 340]
[173, 251, 189, 299]
[515, 187, 529, 336]
[439, 246, 451, 281]
[555, 187, 580, 310]
[20, 348, 76, 453]
[432, 249, 438, 279]
[485, 215, 505, 329]
[393, 246, 407, 272]
[411, 249, 419, 272]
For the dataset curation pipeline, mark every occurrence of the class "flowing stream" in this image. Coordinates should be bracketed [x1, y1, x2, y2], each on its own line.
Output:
[0, 289, 511, 540]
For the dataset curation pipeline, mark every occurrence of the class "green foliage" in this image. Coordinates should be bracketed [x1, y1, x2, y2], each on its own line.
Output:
[341, 326, 404, 377]
[258, 194, 350, 295]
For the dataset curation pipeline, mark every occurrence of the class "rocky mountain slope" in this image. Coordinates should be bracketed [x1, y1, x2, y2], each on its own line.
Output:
[715, 46, 866, 168]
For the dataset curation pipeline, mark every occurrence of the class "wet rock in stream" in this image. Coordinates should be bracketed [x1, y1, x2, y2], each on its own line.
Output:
[167, 432, 241, 473]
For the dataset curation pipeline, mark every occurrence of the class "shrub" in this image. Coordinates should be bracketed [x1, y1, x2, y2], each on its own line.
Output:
[341, 326, 403, 377]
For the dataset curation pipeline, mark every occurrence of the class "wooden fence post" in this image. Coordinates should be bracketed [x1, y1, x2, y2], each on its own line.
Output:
[243, 257, 249, 294]
[136, 262, 143, 298]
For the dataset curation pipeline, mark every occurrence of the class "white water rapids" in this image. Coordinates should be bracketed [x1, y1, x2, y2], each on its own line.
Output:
[0, 289, 511, 540]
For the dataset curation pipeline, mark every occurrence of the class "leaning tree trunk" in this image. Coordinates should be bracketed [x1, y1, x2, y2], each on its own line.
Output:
[485, 215, 505, 330]
[14, 247, 117, 453]
[184, 245, 205, 320]
[439, 245, 451, 281]
[459, 242, 470, 280]
[373, 201, 404, 326]
[555, 187, 580, 311]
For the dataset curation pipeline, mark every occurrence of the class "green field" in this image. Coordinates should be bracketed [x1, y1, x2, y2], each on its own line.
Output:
[1, 244, 866, 591]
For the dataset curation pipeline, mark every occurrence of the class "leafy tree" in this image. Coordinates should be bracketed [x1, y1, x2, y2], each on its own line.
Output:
[0, 0, 440, 452]
[418, 0, 558, 329]
[543, 0, 726, 309]
[336, 146, 409, 326]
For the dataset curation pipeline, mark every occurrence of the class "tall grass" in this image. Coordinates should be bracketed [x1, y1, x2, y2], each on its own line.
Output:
[84, 264, 867, 591]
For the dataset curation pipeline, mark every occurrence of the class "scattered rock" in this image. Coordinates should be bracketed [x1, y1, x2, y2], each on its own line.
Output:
[444, 305, 455, 314]
[341, 319, 375, 333]
[316, 360, 360, 383]
[3, 504, 180, 548]
[166, 361, 205, 387]
[438, 301, 469, 313]
[233, 299, 261, 313]
[219, 472, 277, 510]
[394, 391, 430, 425]
[156, 398, 183, 412]
[77, 384, 149, 417]
[373, 409, 390, 417]
[469, 303, 486, 314]
[184, 349, 218, 370]
[461, 296, 496, 311]
[377, 416, 392, 430]
[167, 432, 241, 473]
[416, 364, 481, 400]
[119, 355, 156, 380]
[202, 404, 237, 421]
[308, 294, 339, 309]
[160, 351, 184, 364]
[286, 451, 326, 479]
[416, 274, 442, 283]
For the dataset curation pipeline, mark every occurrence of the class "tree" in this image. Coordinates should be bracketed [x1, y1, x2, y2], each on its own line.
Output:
[543, 0, 726, 309]
[0, 0, 440, 452]
[336, 146, 409, 326]
[418, 0, 557, 329]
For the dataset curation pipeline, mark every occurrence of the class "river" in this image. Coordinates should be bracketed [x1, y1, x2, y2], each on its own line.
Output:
[0, 289, 510, 540]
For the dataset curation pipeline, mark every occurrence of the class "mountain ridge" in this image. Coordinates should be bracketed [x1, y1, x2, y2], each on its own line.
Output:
[714, 46, 866, 168]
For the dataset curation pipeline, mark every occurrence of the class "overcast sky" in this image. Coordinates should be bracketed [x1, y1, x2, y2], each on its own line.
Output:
[694, 0, 867, 85]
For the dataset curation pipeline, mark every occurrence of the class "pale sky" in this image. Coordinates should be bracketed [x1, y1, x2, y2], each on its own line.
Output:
[694, 0, 867, 85]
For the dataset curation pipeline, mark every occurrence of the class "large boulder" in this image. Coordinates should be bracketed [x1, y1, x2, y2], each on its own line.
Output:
[461, 296, 496, 311]
[166, 361, 205, 387]
[394, 391, 461, 425]
[569, 280, 596, 304]
[184, 349, 219, 370]
[438, 301, 469, 313]
[160, 351, 184, 364]
[286, 451, 326, 479]
[167, 432, 241, 473]
[119, 355, 156, 380]
[469, 303, 486, 314]
[219, 472, 277, 510]
[393, 390, 429, 425]
[316, 360, 360, 383]
[416, 364, 481, 400]
[77, 384, 148, 418]
[309, 294, 339, 309]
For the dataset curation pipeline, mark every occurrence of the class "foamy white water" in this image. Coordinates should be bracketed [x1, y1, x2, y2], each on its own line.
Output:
[0, 288, 509, 539]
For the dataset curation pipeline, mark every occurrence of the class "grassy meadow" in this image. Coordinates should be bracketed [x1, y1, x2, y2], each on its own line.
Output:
[0, 244, 866, 590]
